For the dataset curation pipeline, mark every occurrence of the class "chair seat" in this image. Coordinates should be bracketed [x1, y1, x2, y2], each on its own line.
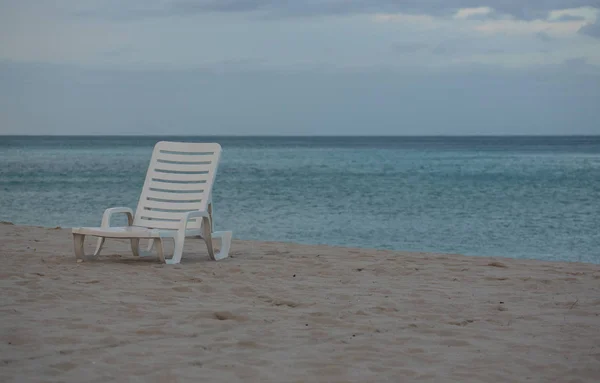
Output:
[72, 226, 201, 238]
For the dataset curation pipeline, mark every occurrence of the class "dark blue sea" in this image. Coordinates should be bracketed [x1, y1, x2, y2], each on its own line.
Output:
[1, 136, 599, 263]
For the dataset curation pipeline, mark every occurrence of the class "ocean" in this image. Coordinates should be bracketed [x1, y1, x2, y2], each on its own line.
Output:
[1, 136, 599, 264]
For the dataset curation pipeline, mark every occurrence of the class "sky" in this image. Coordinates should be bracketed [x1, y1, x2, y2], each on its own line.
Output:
[1, 0, 599, 135]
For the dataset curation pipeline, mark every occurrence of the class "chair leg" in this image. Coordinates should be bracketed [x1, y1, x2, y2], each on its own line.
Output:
[202, 217, 216, 261]
[130, 239, 140, 257]
[211, 231, 232, 261]
[134, 239, 155, 257]
[73, 234, 86, 261]
[167, 232, 186, 265]
[208, 202, 214, 232]
[93, 237, 105, 256]
[155, 238, 166, 263]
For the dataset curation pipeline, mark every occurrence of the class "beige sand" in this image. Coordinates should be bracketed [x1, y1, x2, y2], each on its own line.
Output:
[1, 223, 599, 383]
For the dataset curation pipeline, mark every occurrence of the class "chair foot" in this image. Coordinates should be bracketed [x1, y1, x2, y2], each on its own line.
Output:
[130, 239, 140, 257]
[155, 238, 166, 263]
[73, 234, 86, 261]
[94, 237, 105, 256]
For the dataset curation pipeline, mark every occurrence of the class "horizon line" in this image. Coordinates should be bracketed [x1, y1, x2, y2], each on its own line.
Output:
[2, 134, 600, 138]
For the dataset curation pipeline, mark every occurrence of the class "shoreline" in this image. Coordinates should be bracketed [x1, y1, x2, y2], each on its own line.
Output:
[2, 224, 600, 382]
[1, 221, 596, 266]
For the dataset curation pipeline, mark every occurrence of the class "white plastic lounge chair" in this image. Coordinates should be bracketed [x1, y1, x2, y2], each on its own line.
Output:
[71, 141, 232, 264]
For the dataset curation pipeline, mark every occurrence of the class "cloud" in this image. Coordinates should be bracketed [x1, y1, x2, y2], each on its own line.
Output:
[102, 44, 136, 58]
[579, 17, 600, 38]
[453, 7, 494, 20]
[560, 57, 600, 73]
[431, 40, 462, 56]
[75, 0, 599, 21]
[553, 14, 587, 21]
[473, 18, 588, 36]
[430, 39, 505, 56]
[563, 57, 590, 67]
[372, 13, 437, 25]
[375, 5, 591, 39]
[535, 31, 554, 42]
[548, 7, 597, 22]
[3, 0, 599, 73]
[392, 42, 428, 54]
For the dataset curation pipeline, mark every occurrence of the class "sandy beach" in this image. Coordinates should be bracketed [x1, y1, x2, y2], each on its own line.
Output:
[1, 223, 599, 383]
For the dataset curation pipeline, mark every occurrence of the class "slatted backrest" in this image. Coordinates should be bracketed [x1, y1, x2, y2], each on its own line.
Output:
[133, 141, 222, 230]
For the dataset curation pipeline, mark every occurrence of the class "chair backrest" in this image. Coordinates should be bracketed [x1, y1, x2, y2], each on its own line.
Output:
[133, 141, 222, 230]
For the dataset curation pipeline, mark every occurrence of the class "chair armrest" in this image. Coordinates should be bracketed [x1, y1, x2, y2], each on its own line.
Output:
[101, 207, 135, 227]
[178, 210, 210, 232]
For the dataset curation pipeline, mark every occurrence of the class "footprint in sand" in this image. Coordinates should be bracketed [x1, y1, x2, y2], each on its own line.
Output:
[213, 311, 247, 321]
[484, 276, 509, 281]
[172, 286, 192, 293]
[487, 261, 508, 268]
[448, 319, 476, 327]
[196, 285, 215, 293]
[373, 306, 399, 313]
[237, 340, 260, 349]
[259, 296, 299, 308]
[435, 329, 461, 337]
[135, 327, 166, 336]
[264, 250, 291, 256]
[50, 362, 78, 372]
[230, 286, 257, 297]
[440, 339, 470, 347]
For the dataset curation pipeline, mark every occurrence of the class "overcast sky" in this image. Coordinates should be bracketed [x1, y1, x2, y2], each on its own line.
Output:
[1, 0, 599, 135]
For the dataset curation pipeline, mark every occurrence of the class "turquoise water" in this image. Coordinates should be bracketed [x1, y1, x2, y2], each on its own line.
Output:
[1, 136, 599, 263]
